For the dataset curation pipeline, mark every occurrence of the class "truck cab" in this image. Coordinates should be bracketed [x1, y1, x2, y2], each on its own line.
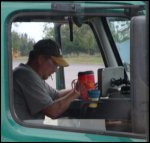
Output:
[1, 1, 149, 142]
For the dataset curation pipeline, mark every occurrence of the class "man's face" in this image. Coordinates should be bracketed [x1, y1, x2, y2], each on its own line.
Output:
[38, 56, 59, 80]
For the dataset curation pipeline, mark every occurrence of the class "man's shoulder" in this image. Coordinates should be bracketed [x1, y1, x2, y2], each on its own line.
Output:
[13, 63, 35, 79]
[14, 63, 30, 74]
[13, 63, 42, 84]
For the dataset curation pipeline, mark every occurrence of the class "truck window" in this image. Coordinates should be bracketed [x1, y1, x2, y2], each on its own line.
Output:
[11, 17, 145, 135]
[11, 18, 132, 134]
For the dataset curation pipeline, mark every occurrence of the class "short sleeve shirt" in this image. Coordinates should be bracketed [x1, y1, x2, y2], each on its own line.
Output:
[13, 63, 59, 120]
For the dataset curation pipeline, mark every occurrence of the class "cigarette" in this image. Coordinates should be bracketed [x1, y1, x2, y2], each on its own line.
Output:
[51, 75, 53, 80]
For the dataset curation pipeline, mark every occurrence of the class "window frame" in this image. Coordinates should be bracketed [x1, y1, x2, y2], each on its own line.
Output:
[8, 11, 146, 139]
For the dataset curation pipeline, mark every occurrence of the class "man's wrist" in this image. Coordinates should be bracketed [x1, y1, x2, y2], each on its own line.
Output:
[73, 89, 80, 97]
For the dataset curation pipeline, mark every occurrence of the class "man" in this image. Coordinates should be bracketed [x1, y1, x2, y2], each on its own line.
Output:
[13, 39, 80, 121]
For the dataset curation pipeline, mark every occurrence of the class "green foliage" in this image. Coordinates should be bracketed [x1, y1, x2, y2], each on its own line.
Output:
[11, 20, 130, 57]
[12, 31, 35, 56]
[42, 23, 55, 40]
[12, 31, 21, 53]
[43, 24, 100, 55]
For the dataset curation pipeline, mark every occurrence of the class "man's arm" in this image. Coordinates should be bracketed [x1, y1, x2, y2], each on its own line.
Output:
[56, 80, 79, 98]
[57, 89, 73, 98]
[42, 89, 80, 119]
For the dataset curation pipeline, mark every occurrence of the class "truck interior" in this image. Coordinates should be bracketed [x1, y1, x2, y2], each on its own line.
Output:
[10, 2, 148, 139]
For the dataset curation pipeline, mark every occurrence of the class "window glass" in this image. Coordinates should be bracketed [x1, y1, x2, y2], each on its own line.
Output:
[107, 18, 130, 78]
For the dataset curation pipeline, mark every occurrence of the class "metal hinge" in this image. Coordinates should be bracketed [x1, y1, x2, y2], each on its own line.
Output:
[51, 2, 81, 12]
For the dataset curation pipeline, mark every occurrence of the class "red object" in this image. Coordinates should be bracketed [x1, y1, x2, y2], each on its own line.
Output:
[78, 71, 96, 100]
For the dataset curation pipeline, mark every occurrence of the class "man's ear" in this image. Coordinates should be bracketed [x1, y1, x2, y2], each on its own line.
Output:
[38, 55, 45, 65]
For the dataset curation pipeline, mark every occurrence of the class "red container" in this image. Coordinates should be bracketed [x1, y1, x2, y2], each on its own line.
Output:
[78, 71, 96, 100]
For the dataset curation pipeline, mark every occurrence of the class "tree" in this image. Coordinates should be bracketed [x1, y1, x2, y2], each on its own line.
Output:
[43, 23, 99, 55]
[12, 31, 21, 53]
[11, 32, 35, 57]
[43, 23, 55, 40]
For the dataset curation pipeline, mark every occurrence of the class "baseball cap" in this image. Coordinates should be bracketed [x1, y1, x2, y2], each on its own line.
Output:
[33, 39, 69, 67]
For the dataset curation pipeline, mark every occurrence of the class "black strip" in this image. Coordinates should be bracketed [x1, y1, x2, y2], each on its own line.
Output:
[68, 17, 73, 41]
[101, 17, 123, 66]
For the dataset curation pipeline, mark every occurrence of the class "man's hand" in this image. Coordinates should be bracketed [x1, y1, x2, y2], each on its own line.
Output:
[71, 79, 80, 95]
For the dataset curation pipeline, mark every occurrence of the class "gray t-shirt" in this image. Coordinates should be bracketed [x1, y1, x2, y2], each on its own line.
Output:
[13, 63, 59, 120]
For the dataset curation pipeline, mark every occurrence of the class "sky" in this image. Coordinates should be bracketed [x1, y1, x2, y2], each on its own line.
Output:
[12, 22, 53, 42]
